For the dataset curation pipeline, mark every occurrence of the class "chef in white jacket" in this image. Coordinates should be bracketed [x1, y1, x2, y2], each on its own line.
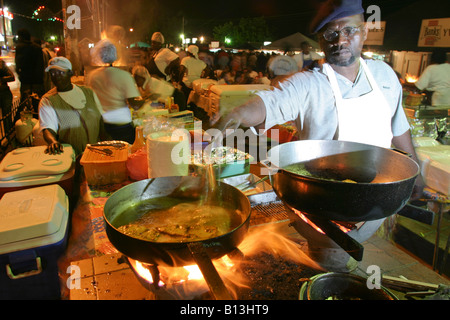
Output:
[211, 0, 424, 200]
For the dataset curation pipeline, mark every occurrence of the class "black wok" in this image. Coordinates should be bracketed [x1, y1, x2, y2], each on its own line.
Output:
[103, 176, 251, 267]
[265, 140, 420, 222]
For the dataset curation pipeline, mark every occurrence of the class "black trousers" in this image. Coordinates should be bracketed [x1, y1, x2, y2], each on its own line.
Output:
[103, 122, 136, 145]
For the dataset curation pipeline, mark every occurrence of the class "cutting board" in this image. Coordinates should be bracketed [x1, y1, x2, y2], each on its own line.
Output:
[0, 145, 74, 181]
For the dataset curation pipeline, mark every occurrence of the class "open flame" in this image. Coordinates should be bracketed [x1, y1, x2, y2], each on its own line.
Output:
[295, 211, 353, 234]
[130, 259, 209, 285]
[405, 73, 419, 83]
[129, 222, 323, 299]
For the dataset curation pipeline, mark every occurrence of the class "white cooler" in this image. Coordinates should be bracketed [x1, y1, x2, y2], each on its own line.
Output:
[0, 184, 69, 299]
[192, 78, 218, 95]
[416, 144, 450, 195]
[208, 84, 272, 117]
[0, 145, 75, 199]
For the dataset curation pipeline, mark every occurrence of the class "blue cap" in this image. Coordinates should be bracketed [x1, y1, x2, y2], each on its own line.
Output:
[310, 0, 364, 33]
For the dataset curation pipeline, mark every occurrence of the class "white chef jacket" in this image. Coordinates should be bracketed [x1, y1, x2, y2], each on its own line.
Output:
[256, 59, 410, 142]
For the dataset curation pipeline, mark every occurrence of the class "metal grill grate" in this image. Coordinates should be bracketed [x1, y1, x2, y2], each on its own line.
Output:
[250, 199, 289, 226]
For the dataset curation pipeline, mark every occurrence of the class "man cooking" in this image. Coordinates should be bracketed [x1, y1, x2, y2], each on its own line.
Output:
[211, 0, 424, 200]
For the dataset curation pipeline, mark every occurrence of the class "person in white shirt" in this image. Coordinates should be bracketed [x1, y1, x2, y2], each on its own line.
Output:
[87, 39, 144, 144]
[38, 57, 105, 155]
[145, 32, 181, 82]
[212, 0, 424, 201]
[181, 45, 207, 88]
[179, 45, 208, 103]
[415, 49, 450, 106]
[292, 41, 323, 71]
[267, 55, 299, 86]
[132, 65, 175, 102]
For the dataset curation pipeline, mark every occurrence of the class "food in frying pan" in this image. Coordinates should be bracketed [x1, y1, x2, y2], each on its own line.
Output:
[117, 199, 243, 242]
[283, 162, 357, 183]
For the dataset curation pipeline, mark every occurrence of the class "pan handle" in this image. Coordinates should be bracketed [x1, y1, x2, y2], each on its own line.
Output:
[391, 148, 412, 158]
[306, 215, 365, 262]
[186, 242, 233, 300]
[260, 158, 281, 175]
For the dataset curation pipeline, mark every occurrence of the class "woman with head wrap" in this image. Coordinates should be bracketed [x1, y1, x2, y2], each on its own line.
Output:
[132, 65, 175, 101]
[132, 65, 187, 110]
[179, 45, 209, 100]
[145, 32, 181, 82]
[87, 39, 144, 144]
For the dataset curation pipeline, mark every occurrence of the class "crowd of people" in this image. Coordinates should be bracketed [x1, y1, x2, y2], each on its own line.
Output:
[6, 25, 319, 157]
[4, 0, 447, 179]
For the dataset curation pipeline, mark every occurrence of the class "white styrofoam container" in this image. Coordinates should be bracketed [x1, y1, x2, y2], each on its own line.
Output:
[209, 84, 272, 117]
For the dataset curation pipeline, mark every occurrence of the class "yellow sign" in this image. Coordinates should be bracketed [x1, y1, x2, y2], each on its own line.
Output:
[365, 21, 386, 46]
[418, 18, 450, 47]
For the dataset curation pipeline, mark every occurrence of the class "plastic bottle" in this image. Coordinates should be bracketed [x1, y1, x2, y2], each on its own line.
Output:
[130, 125, 146, 153]
[165, 96, 172, 110]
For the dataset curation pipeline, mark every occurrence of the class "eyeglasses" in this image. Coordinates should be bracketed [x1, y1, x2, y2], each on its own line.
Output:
[49, 69, 68, 76]
[322, 25, 363, 42]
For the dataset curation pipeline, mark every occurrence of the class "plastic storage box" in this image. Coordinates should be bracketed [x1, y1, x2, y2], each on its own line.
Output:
[208, 84, 272, 117]
[0, 145, 75, 199]
[80, 144, 129, 186]
[416, 144, 450, 195]
[0, 184, 69, 299]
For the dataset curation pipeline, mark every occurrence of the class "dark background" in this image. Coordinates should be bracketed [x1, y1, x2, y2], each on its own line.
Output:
[5, 0, 450, 51]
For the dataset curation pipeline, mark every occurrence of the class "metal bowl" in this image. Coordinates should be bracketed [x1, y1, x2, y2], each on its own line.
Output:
[299, 272, 398, 300]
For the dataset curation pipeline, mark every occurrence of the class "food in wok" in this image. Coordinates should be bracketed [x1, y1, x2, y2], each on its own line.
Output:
[116, 197, 243, 243]
[283, 162, 357, 183]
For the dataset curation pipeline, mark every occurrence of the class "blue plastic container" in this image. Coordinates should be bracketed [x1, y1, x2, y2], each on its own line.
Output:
[0, 184, 69, 300]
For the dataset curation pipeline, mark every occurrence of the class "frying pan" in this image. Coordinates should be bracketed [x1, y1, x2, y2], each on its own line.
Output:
[103, 176, 251, 267]
[264, 140, 420, 222]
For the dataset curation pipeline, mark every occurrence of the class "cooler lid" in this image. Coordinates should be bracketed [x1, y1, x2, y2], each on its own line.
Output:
[210, 84, 272, 96]
[0, 184, 68, 246]
[0, 144, 74, 181]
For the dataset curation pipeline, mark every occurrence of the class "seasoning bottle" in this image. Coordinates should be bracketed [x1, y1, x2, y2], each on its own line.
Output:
[130, 126, 145, 153]
[165, 96, 172, 110]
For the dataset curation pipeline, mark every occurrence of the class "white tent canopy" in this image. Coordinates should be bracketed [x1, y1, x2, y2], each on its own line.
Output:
[264, 32, 320, 52]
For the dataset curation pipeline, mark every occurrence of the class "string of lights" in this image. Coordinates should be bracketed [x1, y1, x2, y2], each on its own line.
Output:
[10, 5, 64, 23]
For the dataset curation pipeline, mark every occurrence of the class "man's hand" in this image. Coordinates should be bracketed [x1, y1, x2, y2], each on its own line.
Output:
[42, 129, 63, 155]
[45, 141, 64, 155]
[209, 112, 241, 134]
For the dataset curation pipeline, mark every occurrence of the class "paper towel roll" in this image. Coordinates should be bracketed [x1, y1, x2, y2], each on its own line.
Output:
[147, 130, 190, 178]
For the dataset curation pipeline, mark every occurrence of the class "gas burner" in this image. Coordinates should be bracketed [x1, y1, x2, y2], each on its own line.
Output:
[127, 257, 214, 300]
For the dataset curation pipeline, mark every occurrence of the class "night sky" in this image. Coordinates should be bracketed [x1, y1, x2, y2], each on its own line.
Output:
[6, 0, 450, 50]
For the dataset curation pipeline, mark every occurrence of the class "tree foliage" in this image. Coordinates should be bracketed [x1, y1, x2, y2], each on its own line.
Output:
[212, 17, 272, 47]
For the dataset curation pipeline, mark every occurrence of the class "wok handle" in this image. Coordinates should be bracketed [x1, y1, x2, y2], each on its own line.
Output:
[187, 242, 234, 300]
[260, 158, 281, 176]
[306, 215, 365, 262]
[397, 203, 435, 225]
[391, 148, 412, 158]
